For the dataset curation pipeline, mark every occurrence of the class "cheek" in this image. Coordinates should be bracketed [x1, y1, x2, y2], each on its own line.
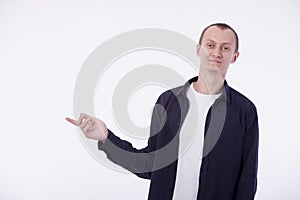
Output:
[200, 48, 210, 57]
[225, 54, 235, 63]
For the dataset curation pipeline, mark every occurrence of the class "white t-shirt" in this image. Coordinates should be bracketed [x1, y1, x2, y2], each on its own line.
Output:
[172, 84, 221, 200]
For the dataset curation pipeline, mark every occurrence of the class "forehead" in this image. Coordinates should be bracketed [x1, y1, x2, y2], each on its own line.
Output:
[202, 26, 236, 45]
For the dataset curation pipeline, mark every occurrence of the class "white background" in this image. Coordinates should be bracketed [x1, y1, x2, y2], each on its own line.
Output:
[1, 0, 300, 199]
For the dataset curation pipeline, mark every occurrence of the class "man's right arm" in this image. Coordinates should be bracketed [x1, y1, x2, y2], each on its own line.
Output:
[97, 97, 167, 179]
[97, 129, 156, 179]
[66, 96, 166, 179]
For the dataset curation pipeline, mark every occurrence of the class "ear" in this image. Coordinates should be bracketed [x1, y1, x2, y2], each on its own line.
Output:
[196, 44, 201, 57]
[231, 52, 240, 63]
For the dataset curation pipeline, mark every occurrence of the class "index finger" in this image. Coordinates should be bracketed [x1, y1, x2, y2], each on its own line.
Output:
[65, 117, 79, 126]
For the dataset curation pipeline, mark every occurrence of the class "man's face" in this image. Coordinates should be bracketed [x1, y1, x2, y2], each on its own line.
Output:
[197, 26, 239, 78]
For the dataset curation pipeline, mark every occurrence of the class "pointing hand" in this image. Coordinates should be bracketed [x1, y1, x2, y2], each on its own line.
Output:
[65, 113, 108, 142]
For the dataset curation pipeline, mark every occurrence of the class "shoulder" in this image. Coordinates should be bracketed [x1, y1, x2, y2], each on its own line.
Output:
[229, 86, 257, 113]
[156, 84, 185, 106]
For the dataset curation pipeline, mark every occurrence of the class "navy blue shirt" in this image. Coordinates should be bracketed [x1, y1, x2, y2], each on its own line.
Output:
[99, 76, 259, 200]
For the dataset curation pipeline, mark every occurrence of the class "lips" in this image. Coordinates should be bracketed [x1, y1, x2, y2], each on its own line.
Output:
[208, 59, 222, 64]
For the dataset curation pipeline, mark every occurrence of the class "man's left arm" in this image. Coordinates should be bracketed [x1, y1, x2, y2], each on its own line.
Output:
[235, 106, 259, 200]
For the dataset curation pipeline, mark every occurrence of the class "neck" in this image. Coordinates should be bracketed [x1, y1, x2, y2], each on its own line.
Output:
[193, 70, 225, 95]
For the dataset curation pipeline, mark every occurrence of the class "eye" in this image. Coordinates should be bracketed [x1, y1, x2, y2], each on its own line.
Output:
[222, 46, 231, 51]
[206, 43, 214, 48]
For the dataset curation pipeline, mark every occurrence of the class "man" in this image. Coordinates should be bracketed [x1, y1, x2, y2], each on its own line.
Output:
[66, 23, 259, 200]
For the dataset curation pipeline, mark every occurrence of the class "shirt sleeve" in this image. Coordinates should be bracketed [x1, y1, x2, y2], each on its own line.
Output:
[97, 96, 166, 179]
[235, 105, 259, 200]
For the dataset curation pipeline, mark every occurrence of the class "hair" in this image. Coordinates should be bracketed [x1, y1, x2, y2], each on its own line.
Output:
[198, 23, 239, 53]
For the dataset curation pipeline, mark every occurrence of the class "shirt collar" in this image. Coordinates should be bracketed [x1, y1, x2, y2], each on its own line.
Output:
[174, 76, 231, 104]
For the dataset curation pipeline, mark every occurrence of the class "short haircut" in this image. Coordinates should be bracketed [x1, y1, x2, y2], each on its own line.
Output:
[199, 23, 239, 53]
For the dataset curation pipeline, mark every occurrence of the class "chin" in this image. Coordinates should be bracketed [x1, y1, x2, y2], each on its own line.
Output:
[208, 64, 222, 71]
[209, 67, 226, 76]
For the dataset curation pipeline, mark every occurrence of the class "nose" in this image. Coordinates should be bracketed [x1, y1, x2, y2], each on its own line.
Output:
[211, 48, 222, 58]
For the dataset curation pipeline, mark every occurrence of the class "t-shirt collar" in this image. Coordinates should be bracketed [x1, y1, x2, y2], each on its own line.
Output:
[174, 76, 231, 104]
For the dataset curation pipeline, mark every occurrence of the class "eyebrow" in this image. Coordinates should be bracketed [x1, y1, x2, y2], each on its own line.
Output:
[205, 39, 233, 46]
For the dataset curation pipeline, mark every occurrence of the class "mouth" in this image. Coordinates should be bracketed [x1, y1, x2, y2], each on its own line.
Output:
[208, 59, 222, 65]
